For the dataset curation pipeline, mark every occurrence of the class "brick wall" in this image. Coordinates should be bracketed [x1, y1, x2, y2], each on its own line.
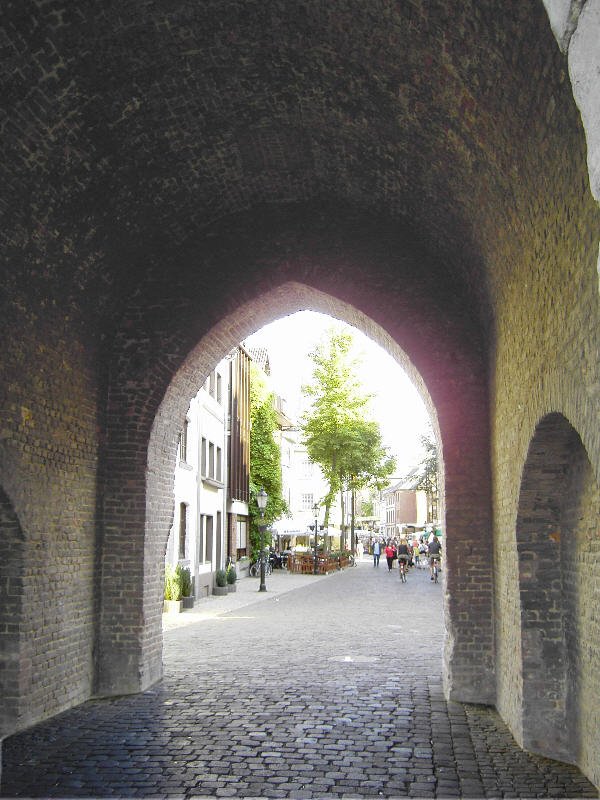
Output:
[92, 216, 494, 706]
[0, 488, 23, 736]
[0, 299, 99, 735]
[509, 414, 599, 788]
[0, 0, 599, 790]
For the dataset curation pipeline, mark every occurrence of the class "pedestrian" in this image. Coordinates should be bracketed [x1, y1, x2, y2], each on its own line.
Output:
[412, 538, 420, 567]
[384, 541, 395, 571]
[373, 539, 381, 567]
[357, 540, 364, 560]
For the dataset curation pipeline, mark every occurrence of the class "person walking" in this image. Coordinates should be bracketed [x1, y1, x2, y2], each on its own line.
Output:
[373, 539, 381, 567]
[384, 541, 396, 571]
[412, 537, 420, 568]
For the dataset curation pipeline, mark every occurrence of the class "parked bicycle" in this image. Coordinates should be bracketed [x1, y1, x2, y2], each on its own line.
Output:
[249, 557, 272, 578]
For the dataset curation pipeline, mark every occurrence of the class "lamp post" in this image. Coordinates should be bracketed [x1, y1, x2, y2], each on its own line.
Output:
[312, 502, 320, 575]
[256, 488, 268, 592]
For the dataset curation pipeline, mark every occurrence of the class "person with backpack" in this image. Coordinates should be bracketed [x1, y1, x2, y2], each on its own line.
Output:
[427, 533, 442, 581]
[396, 537, 411, 580]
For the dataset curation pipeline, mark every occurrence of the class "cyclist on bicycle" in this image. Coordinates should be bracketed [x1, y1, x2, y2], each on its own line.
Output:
[427, 533, 442, 581]
[396, 537, 411, 579]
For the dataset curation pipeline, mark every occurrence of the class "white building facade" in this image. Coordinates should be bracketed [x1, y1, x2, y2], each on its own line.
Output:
[165, 359, 229, 600]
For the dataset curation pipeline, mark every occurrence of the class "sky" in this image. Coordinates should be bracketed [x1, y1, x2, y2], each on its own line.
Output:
[244, 310, 432, 479]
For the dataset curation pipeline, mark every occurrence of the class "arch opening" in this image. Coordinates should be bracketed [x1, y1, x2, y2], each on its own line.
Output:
[147, 284, 444, 623]
[516, 412, 600, 786]
[105, 279, 495, 707]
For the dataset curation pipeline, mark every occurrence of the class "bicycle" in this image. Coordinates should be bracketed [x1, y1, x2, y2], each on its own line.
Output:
[249, 557, 272, 578]
[398, 557, 408, 583]
[430, 555, 440, 583]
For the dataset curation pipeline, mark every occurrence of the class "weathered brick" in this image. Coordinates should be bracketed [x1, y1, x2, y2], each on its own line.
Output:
[0, 1, 598, 792]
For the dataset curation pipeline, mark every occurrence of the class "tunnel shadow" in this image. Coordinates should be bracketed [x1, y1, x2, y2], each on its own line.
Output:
[516, 412, 600, 787]
[0, 486, 25, 739]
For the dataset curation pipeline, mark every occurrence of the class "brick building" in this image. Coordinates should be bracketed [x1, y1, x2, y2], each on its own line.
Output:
[381, 483, 428, 541]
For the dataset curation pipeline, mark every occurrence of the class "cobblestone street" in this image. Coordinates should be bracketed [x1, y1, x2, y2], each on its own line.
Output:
[2, 561, 597, 798]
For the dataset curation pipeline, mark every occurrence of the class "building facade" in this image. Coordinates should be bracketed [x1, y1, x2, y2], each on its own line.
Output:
[380, 482, 428, 541]
[165, 346, 251, 600]
[165, 359, 229, 599]
[227, 346, 252, 561]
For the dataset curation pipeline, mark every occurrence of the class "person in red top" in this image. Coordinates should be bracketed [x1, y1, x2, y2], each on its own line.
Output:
[384, 542, 396, 572]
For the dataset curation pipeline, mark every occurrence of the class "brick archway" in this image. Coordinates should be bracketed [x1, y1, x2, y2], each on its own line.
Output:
[94, 215, 494, 707]
[516, 412, 600, 786]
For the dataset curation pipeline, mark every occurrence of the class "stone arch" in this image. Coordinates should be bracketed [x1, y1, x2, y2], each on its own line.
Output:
[0, 486, 25, 737]
[95, 222, 495, 708]
[148, 283, 441, 572]
[516, 412, 599, 786]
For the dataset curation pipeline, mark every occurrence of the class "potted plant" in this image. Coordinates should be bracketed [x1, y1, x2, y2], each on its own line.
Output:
[213, 568, 228, 596]
[164, 563, 182, 613]
[180, 566, 194, 609]
[226, 564, 237, 593]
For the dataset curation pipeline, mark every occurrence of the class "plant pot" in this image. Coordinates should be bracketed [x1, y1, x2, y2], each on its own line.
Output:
[212, 585, 228, 596]
[226, 583, 237, 593]
[163, 600, 182, 614]
[182, 595, 194, 609]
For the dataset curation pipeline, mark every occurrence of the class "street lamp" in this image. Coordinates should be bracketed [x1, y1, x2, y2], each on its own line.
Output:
[256, 488, 268, 592]
[312, 502, 320, 575]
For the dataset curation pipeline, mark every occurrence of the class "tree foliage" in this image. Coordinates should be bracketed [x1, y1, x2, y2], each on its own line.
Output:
[407, 428, 438, 495]
[249, 364, 289, 559]
[301, 327, 396, 527]
[406, 427, 439, 523]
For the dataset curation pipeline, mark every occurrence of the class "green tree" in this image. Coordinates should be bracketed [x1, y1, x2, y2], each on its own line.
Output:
[337, 417, 395, 548]
[301, 327, 396, 542]
[249, 364, 289, 560]
[407, 427, 439, 523]
[359, 496, 374, 517]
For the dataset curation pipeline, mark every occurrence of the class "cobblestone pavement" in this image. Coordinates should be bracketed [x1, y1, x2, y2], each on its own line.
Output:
[2, 560, 598, 799]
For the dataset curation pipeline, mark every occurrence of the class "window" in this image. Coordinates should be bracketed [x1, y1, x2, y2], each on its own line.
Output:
[178, 503, 187, 559]
[236, 518, 247, 549]
[198, 514, 205, 563]
[301, 493, 314, 511]
[302, 459, 313, 478]
[208, 442, 215, 479]
[209, 370, 216, 398]
[216, 511, 222, 566]
[216, 446, 222, 482]
[205, 515, 214, 565]
[201, 438, 207, 476]
[216, 373, 222, 404]
[179, 420, 189, 462]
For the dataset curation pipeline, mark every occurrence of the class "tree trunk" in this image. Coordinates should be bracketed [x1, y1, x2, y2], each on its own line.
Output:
[350, 484, 356, 554]
[340, 487, 346, 550]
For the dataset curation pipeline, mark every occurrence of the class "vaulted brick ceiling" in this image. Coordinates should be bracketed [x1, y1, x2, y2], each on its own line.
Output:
[2, 1, 584, 333]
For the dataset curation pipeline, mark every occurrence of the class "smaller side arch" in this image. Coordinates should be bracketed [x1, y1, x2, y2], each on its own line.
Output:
[516, 412, 599, 787]
[0, 486, 26, 738]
